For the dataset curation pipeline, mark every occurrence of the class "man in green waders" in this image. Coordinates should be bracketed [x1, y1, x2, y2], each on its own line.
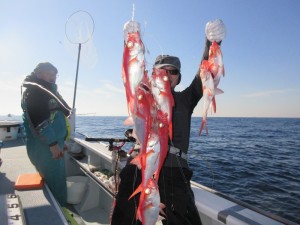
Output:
[21, 62, 71, 206]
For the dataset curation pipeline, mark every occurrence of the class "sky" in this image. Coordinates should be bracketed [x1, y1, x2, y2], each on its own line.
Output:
[1, 0, 300, 118]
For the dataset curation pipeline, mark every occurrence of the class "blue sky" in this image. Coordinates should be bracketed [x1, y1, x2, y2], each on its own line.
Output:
[1, 0, 300, 118]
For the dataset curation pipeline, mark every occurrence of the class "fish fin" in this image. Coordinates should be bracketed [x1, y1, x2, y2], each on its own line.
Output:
[124, 116, 134, 126]
[215, 88, 224, 95]
[128, 184, 142, 200]
[130, 154, 142, 169]
[159, 203, 166, 217]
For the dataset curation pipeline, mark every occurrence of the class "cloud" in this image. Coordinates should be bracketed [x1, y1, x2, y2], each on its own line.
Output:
[93, 81, 124, 97]
[243, 89, 298, 98]
[103, 83, 124, 94]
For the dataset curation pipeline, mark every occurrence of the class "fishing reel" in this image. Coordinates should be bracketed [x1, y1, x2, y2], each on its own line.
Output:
[124, 129, 136, 143]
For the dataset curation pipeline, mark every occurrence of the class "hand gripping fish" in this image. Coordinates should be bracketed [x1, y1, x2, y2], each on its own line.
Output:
[199, 41, 224, 135]
[122, 20, 147, 125]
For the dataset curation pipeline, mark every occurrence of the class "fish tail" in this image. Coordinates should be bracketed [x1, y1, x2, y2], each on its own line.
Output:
[169, 123, 173, 141]
[212, 97, 217, 113]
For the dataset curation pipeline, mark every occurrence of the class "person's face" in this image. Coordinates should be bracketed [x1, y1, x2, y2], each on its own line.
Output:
[38, 70, 57, 83]
[163, 66, 179, 89]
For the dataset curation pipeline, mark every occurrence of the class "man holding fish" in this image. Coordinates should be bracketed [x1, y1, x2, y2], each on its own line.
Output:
[111, 19, 226, 225]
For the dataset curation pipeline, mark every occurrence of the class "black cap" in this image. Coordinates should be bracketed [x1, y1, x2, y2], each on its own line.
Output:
[154, 55, 181, 71]
[154, 55, 181, 85]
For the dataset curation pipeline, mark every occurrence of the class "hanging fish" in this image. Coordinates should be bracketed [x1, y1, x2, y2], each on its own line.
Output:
[122, 20, 147, 125]
[199, 41, 225, 135]
[133, 178, 163, 225]
[150, 68, 174, 139]
[131, 82, 153, 156]
[209, 42, 224, 80]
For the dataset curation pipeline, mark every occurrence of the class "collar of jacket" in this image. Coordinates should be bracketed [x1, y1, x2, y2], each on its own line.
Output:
[23, 74, 57, 92]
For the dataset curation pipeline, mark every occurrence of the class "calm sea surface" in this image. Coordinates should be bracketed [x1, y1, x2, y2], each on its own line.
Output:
[76, 116, 300, 224]
[2, 115, 300, 223]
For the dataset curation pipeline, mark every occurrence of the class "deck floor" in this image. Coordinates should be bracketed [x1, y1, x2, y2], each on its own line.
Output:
[0, 138, 68, 225]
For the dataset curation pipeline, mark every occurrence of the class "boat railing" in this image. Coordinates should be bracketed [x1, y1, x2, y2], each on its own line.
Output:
[191, 181, 298, 225]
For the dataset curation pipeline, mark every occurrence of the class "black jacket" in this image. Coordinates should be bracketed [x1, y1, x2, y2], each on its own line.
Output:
[164, 74, 202, 168]
[172, 74, 203, 153]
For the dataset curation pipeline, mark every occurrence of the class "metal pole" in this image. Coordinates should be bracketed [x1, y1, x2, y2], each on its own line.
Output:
[72, 43, 81, 108]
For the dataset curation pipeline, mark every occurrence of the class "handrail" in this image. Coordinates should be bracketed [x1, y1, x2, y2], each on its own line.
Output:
[191, 181, 299, 225]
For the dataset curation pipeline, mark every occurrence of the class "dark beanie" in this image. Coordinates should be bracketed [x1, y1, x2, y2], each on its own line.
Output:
[33, 62, 58, 75]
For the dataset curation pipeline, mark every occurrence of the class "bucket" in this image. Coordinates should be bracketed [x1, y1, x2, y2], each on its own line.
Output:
[66, 176, 89, 204]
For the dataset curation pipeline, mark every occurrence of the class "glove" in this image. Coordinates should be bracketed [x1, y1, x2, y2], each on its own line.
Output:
[123, 20, 141, 42]
[205, 19, 226, 42]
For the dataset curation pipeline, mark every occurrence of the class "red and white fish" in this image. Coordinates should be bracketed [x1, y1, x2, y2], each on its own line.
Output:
[130, 131, 162, 225]
[199, 41, 225, 135]
[150, 68, 174, 139]
[150, 68, 174, 180]
[154, 110, 169, 181]
[132, 82, 153, 155]
[134, 178, 162, 225]
[208, 41, 224, 95]
[122, 20, 147, 125]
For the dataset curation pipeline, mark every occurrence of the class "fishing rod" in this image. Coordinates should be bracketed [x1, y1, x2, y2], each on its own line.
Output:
[85, 137, 133, 143]
[85, 137, 135, 151]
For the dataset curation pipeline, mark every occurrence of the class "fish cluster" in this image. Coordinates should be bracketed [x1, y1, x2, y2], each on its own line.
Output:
[199, 41, 225, 135]
[121, 20, 174, 225]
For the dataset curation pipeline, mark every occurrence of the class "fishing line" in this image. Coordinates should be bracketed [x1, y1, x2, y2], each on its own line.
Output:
[131, 3, 135, 21]
[144, 33, 164, 70]
[169, 140, 200, 215]
[192, 149, 215, 188]
[131, 165, 139, 225]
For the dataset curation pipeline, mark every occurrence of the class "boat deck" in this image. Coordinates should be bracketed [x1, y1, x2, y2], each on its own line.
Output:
[0, 138, 68, 225]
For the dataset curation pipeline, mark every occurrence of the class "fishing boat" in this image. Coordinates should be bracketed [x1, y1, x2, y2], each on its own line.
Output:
[0, 132, 298, 225]
[1, 14, 297, 225]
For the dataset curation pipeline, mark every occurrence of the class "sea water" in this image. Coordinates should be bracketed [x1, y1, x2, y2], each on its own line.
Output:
[75, 116, 300, 224]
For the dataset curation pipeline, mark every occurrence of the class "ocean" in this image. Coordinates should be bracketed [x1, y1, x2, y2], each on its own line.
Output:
[75, 116, 300, 224]
[1, 115, 300, 223]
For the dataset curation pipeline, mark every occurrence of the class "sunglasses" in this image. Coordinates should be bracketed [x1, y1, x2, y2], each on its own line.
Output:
[165, 69, 179, 75]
